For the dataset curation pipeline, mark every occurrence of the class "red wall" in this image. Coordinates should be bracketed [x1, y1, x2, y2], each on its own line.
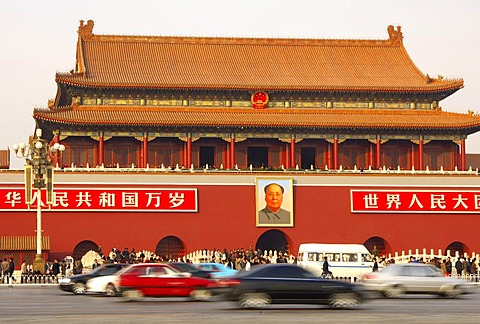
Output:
[3, 182, 479, 259]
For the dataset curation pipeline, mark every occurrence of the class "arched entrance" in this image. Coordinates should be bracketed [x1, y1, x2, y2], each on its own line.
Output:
[155, 236, 185, 260]
[72, 240, 99, 260]
[363, 236, 390, 256]
[255, 230, 290, 254]
[445, 241, 469, 257]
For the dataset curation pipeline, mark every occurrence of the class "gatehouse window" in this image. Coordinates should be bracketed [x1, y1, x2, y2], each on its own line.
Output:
[199, 146, 215, 168]
[247, 147, 268, 168]
[301, 147, 316, 169]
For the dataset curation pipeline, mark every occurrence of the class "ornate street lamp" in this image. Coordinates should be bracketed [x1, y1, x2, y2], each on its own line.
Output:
[12, 128, 65, 274]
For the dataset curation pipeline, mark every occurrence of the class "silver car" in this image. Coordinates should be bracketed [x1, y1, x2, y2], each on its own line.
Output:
[358, 263, 473, 298]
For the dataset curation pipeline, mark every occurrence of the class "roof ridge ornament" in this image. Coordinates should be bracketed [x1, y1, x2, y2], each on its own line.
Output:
[78, 19, 94, 40]
[387, 25, 403, 45]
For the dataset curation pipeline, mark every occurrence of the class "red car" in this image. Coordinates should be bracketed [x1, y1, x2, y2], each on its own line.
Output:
[114, 263, 218, 301]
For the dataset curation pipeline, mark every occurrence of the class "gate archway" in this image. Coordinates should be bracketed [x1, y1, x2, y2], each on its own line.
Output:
[445, 241, 469, 257]
[255, 230, 290, 254]
[72, 240, 99, 260]
[155, 236, 185, 260]
[363, 236, 390, 256]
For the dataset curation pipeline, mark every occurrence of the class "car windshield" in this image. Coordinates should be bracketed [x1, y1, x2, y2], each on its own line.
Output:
[89, 264, 108, 274]
[198, 264, 221, 271]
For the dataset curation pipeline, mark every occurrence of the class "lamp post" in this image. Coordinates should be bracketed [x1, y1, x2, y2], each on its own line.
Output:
[13, 129, 65, 274]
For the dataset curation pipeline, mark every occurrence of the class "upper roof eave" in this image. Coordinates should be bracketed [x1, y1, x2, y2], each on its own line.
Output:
[54, 76, 464, 94]
[33, 105, 480, 132]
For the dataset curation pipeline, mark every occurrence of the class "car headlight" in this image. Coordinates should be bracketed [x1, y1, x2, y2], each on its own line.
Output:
[59, 278, 71, 284]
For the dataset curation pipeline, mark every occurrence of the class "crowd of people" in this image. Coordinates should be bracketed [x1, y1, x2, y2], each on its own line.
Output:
[404, 255, 479, 276]
[61, 246, 297, 274]
[4, 246, 480, 282]
[96, 247, 297, 272]
[1, 258, 15, 283]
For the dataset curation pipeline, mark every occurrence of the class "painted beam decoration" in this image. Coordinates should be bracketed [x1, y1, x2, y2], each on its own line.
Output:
[0, 187, 198, 212]
[351, 189, 480, 213]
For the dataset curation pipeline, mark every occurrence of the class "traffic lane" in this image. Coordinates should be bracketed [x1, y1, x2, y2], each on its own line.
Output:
[0, 286, 479, 322]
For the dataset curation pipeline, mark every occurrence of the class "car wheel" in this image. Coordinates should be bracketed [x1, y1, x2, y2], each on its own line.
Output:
[329, 293, 360, 308]
[190, 288, 213, 301]
[72, 283, 86, 295]
[238, 292, 271, 308]
[384, 285, 404, 298]
[122, 289, 144, 301]
[104, 283, 117, 297]
[442, 286, 463, 298]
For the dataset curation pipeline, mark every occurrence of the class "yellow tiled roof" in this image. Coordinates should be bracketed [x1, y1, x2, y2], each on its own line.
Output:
[55, 22, 463, 93]
[34, 106, 480, 131]
[0, 236, 50, 251]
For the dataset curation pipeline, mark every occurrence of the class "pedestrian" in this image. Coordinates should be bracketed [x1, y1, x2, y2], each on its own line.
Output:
[372, 257, 379, 272]
[20, 260, 27, 275]
[276, 251, 287, 263]
[455, 257, 463, 276]
[322, 256, 332, 277]
[7, 258, 16, 283]
[73, 259, 83, 275]
[470, 258, 478, 281]
[462, 258, 468, 276]
[51, 259, 61, 276]
[440, 259, 447, 275]
[20, 260, 28, 283]
[445, 257, 452, 276]
[1, 258, 9, 283]
[92, 258, 101, 269]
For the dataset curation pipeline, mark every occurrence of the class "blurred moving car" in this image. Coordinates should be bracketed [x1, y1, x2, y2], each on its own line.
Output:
[58, 263, 129, 295]
[168, 262, 214, 279]
[217, 263, 366, 308]
[195, 263, 238, 278]
[358, 263, 473, 298]
[86, 272, 123, 296]
[115, 263, 219, 301]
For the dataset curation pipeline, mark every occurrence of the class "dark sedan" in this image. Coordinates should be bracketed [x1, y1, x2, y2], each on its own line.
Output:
[58, 263, 129, 294]
[168, 262, 213, 279]
[217, 264, 366, 308]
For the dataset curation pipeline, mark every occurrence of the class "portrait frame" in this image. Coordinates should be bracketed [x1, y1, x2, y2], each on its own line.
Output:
[255, 177, 294, 227]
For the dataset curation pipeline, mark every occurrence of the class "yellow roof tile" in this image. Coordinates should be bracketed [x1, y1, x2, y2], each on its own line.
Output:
[55, 22, 463, 93]
[34, 106, 480, 132]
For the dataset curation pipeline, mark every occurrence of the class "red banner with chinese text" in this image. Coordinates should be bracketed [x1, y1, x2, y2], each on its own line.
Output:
[0, 187, 197, 212]
[351, 190, 480, 213]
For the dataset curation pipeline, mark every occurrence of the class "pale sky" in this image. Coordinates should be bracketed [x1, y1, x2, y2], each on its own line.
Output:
[2, 0, 479, 169]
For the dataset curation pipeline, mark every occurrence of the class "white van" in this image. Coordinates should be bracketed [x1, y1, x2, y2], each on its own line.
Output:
[297, 243, 376, 278]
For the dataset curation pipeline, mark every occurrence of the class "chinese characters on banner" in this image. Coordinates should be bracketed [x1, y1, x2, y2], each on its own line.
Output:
[0, 188, 197, 212]
[351, 190, 480, 213]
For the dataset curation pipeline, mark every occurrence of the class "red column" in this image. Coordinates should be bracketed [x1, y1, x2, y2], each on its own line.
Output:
[327, 142, 332, 169]
[418, 138, 424, 171]
[333, 138, 338, 170]
[368, 143, 374, 169]
[98, 134, 104, 167]
[142, 136, 148, 168]
[461, 139, 466, 171]
[285, 143, 290, 169]
[230, 136, 235, 168]
[225, 142, 230, 169]
[186, 134, 192, 168]
[376, 139, 381, 169]
[290, 138, 295, 168]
